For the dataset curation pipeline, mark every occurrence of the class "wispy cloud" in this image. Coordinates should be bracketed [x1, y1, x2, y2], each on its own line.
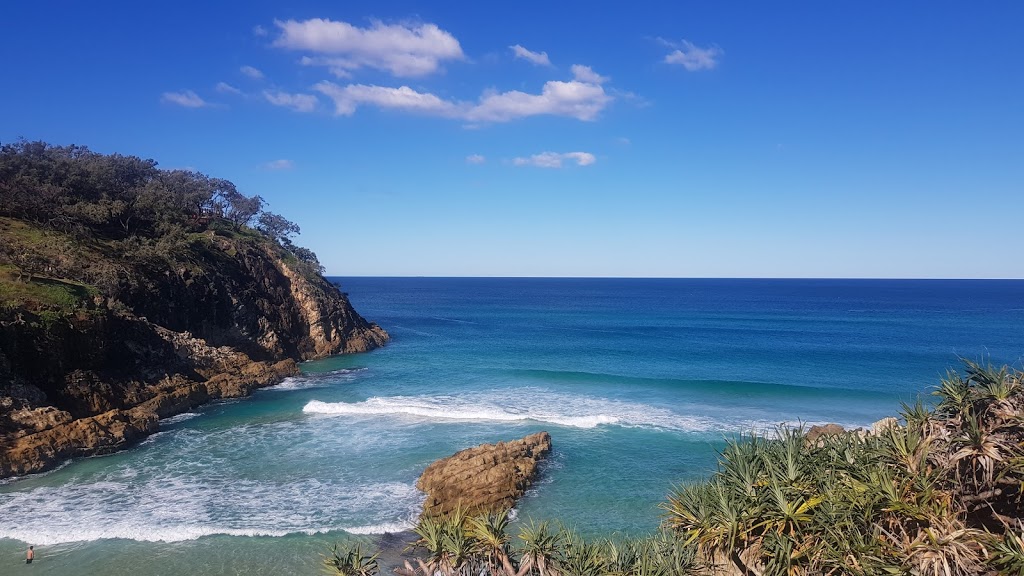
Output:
[161, 90, 208, 108]
[512, 151, 596, 168]
[273, 18, 464, 77]
[263, 159, 294, 171]
[465, 154, 486, 164]
[660, 39, 722, 71]
[314, 64, 612, 123]
[313, 83, 457, 116]
[253, 25, 268, 37]
[240, 65, 265, 79]
[216, 82, 242, 95]
[264, 90, 318, 112]
[510, 44, 552, 67]
[570, 64, 608, 84]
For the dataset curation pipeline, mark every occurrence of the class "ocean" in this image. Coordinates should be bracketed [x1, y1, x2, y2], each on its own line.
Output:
[1, 278, 1022, 574]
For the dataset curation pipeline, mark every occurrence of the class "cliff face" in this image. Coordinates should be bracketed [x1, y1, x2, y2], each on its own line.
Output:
[0, 223, 388, 478]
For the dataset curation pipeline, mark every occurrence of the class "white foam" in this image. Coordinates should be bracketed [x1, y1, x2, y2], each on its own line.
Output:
[301, 388, 868, 435]
[302, 389, 723, 432]
[267, 368, 368, 391]
[0, 470, 423, 545]
[160, 412, 201, 424]
[303, 397, 622, 429]
[342, 521, 416, 535]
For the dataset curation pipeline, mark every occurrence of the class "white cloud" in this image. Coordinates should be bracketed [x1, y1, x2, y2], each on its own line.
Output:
[216, 82, 242, 95]
[161, 90, 208, 108]
[314, 66, 612, 123]
[299, 56, 353, 78]
[264, 90, 318, 112]
[510, 44, 552, 67]
[263, 159, 295, 171]
[570, 64, 608, 84]
[662, 39, 722, 71]
[314, 82, 458, 116]
[273, 18, 464, 77]
[465, 76, 611, 122]
[512, 151, 596, 168]
[253, 25, 268, 37]
[240, 65, 265, 79]
[465, 154, 486, 164]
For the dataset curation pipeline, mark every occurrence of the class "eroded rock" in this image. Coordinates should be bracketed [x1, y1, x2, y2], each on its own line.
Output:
[417, 431, 552, 518]
[805, 423, 846, 444]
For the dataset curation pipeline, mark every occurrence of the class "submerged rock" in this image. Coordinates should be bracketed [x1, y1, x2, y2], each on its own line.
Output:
[417, 431, 552, 518]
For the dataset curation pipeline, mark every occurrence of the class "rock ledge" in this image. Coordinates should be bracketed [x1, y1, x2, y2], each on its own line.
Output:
[417, 431, 552, 518]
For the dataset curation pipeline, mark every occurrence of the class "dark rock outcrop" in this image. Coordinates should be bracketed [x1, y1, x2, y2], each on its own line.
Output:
[417, 431, 552, 518]
[0, 228, 388, 479]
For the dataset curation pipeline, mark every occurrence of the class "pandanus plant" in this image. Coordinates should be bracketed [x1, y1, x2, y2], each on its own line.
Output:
[321, 543, 380, 576]
[330, 362, 1023, 576]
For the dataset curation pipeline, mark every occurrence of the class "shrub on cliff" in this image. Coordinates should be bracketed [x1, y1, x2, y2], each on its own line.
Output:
[0, 140, 319, 289]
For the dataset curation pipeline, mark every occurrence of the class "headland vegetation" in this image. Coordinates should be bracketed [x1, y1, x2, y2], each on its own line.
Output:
[0, 140, 388, 478]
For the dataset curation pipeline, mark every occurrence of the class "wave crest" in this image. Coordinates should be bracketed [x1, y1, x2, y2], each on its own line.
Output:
[302, 391, 715, 431]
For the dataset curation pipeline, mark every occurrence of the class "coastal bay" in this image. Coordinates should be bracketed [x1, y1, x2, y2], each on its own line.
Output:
[2, 277, 1021, 574]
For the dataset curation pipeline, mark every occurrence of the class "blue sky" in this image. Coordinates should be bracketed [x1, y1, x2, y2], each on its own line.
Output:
[2, 1, 1022, 278]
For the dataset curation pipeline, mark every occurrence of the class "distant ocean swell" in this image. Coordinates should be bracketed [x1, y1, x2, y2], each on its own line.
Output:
[506, 369, 892, 399]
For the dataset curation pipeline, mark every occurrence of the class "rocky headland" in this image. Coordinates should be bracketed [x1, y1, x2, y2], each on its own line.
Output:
[417, 431, 552, 518]
[0, 142, 388, 478]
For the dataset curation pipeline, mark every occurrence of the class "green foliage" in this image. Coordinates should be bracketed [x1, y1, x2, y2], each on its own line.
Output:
[335, 362, 1023, 576]
[661, 361, 1024, 575]
[322, 542, 380, 576]
[0, 268, 97, 313]
[393, 512, 702, 576]
[0, 140, 331, 307]
[990, 527, 1024, 575]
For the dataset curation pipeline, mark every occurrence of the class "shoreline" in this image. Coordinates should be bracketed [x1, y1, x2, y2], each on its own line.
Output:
[0, 355, 300, 480]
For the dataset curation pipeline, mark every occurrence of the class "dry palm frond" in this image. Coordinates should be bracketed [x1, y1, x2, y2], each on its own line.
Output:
[950, 410, 1009, 489]
[901, 522, 986, 576]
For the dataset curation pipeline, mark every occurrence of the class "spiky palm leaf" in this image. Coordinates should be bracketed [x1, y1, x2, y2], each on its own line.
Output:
[517, 519, 560, 576]
[989, 526, 1024, 575]
[555, 528, 606, 576]
[467, 511, 515, 576]
[322, 543, 380, 576]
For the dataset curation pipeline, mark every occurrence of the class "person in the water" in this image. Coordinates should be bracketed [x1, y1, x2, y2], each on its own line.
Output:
[26, 545, 34, 564]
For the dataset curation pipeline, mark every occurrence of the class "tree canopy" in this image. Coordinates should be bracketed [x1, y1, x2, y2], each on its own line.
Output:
[0, 140, 311, 255]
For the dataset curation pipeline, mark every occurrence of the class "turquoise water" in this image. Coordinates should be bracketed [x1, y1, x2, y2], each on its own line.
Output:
[1, 278, 1022, 574]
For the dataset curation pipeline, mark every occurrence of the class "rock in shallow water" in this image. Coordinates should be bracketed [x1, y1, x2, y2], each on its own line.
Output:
[416, 431, 552, 519]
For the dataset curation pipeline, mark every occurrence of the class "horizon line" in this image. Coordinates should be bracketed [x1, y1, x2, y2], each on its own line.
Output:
[323, 275, 1024, 281]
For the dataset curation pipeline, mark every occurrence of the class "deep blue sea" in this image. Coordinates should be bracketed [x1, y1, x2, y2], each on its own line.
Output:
[1, 278, 1022, 574]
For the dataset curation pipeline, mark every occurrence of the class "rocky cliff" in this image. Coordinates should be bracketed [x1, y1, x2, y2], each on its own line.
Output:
[0, 143, 388, 478]
[0, 231, 388, 478]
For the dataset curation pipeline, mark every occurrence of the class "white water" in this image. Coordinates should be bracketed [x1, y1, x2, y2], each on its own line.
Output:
[301, 388, 852, 433]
